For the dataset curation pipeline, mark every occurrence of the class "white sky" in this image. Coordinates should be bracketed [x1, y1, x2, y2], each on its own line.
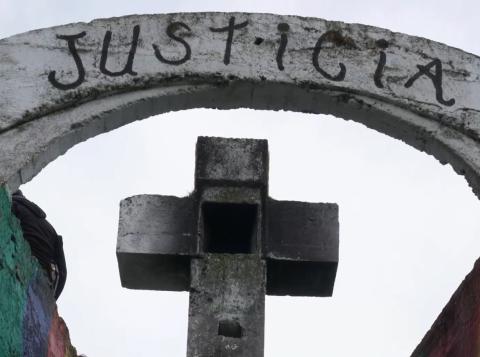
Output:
[1, 1, 480, 356]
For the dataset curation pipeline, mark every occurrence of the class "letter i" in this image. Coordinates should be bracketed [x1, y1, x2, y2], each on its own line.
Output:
[276, 23, 290, 71]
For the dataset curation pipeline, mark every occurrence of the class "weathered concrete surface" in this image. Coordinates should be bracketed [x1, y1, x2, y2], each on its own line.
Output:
[266, 199, 338, 296]
[187, 254, 266, 357]
[117, 136, 339, 356]
[195, 136, 269, 189]
[0, 12, 479, 203]
[117, 194, 193, 291]
[117, 137, 338, 298]
[411, 258, 480, 357]
[0, 187, 78, 357]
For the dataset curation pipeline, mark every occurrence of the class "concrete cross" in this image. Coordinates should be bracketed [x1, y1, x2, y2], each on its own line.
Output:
[116, 136, 339, 357]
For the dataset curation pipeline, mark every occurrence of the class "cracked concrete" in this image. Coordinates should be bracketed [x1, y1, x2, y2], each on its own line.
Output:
[0, 12, 478, 200]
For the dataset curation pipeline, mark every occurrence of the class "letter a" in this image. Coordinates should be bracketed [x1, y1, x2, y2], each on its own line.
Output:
[404, 59, 455, 107]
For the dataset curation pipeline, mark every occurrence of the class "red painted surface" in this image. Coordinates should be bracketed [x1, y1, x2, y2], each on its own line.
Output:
[412, 258, 480, 357]
[47, 308, 74, 357]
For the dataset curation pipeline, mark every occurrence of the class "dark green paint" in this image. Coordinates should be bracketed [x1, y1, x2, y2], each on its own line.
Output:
[0, 186, 39, 357]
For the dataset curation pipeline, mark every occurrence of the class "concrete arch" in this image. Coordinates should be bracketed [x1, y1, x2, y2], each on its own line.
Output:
[0, 12, 479, 198]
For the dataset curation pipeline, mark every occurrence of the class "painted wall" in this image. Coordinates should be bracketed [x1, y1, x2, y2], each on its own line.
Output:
[411, 258, 480, 357]
[0, 187, 77, 357]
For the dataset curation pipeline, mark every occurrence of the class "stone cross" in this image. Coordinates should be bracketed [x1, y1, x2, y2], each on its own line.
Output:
[116, 136, 339, 357]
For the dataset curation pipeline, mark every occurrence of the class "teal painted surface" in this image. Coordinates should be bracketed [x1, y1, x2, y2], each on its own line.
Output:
[0, 187, 38, 357]
[0, 187, 78, 357]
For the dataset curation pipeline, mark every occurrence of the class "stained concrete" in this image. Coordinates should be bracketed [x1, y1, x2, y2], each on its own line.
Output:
[117, 137, 339, 298]
[195, 136, 269, 189]
[116, 136, 339, 356]
[0, 13, 479, 203]
[117, 195, 194, 291]
[188, 254, 266, 357]
[266, 199, 338, 296]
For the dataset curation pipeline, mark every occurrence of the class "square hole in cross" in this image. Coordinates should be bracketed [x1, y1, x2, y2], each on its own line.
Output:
[203, 202, 257, 254]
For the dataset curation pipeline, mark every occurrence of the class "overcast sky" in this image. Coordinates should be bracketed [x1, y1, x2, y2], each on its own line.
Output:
[1, 1, 480, 356]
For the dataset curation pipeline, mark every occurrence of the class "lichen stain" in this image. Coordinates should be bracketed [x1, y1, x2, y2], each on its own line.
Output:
[323, 30, 358, 50]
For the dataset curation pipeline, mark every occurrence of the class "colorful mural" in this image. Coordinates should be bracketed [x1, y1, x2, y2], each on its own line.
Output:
[0, 187, 77, 357]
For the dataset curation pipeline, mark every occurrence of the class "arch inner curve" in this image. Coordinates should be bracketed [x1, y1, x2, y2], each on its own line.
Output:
[0, 12, 479, 197]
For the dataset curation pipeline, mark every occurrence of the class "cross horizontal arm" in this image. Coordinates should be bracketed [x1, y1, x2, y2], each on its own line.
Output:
[266, 199, 339, 296]
[116, 194, 194, 291]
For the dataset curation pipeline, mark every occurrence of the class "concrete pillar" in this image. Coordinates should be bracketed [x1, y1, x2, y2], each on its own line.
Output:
[187, 254, 266, 357]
